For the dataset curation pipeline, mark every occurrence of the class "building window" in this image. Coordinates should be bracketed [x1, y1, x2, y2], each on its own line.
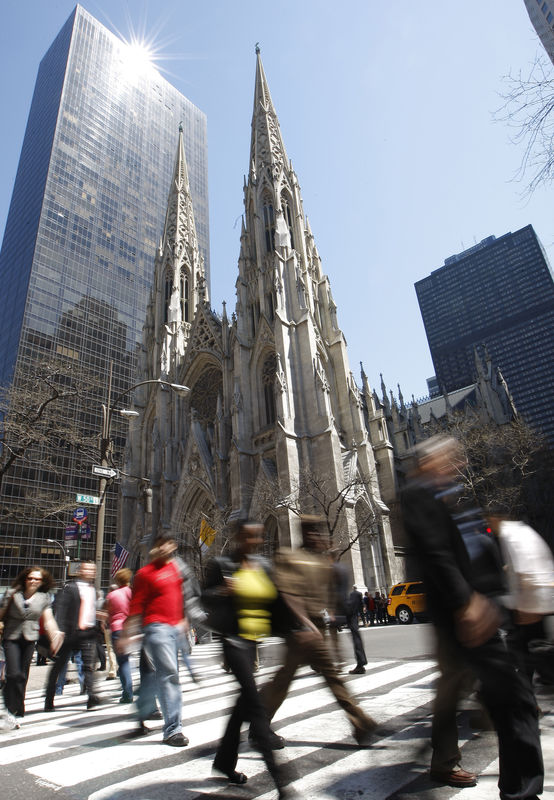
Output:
[164, 271, 172, 324]
[262, 353, 277, 425]
[180, 273, 189, 322]
[282, 197, 295, 249]
[263, 202, 275, 252]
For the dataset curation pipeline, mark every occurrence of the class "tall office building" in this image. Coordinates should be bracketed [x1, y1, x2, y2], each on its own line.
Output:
[0, 5, 209, 584]
[415, 225, 554, 441]
[523, 0, 554, 64]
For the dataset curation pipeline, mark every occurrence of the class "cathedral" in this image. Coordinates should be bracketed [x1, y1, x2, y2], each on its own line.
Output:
[121, 51, 403, 589]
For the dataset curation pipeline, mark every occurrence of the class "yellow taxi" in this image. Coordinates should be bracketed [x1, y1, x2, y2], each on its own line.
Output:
[387, 581, 426, 624]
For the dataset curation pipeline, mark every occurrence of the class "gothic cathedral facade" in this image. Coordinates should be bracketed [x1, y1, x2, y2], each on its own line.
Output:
[121, 51, 401, 590]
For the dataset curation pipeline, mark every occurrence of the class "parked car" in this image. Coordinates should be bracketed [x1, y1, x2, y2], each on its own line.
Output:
[387, 581, 426, 624]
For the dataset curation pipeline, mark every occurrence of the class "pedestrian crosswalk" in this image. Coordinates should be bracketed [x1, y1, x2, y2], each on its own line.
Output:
[1, 638, 553, 800]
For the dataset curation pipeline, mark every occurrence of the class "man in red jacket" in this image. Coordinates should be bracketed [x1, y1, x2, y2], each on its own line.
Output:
[119, 535, 188, 746]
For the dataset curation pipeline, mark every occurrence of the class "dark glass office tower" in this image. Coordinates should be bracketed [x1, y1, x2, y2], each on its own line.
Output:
[0, 5, 209, 585]
[415, 225, 554, 441]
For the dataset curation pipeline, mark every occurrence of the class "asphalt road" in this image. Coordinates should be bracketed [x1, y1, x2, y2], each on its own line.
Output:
[3, 621, 553, 800]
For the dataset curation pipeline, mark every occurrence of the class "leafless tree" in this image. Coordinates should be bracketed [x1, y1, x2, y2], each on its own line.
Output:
[254, 467, 382, 560]
[495, 54, 554, 194]
[427, 411, 554, 545]
[0, 359, 101, 522]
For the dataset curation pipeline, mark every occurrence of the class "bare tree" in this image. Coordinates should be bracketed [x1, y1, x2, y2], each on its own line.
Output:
[0, 359, 101, 522]
[254, 467, 382, 559]
[427, 411, 554, 545]
[495, 54, 554, 194]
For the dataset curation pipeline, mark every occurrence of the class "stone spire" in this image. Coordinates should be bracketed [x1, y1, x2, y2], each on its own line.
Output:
[249, 49, 289, 184]
[161, 124, 201, 279]
[153, 126, 205, 377]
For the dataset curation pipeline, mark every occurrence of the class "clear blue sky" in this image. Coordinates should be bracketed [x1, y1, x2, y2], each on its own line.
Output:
[0, 1, 552, 402]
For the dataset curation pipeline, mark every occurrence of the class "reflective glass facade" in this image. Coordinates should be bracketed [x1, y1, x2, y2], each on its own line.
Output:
[415, 225, 554, 442]
[0, 6, 209, 586]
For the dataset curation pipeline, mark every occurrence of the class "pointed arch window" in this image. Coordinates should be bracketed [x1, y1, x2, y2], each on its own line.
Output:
[163, 271, 172, 324]
[262, 352, 277, 425]
[282, 197, 295, 249]
[180, 272, 190, 322]
[263, 202, 275, 252]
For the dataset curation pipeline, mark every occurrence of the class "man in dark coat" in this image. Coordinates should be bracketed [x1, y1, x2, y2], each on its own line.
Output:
[401, 435, 543, 798]
[346, 585, 368, 674]
[44, 561, 101, 711]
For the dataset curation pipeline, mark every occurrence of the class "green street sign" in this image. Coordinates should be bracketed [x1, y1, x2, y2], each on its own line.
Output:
[76, 493, 101, 505]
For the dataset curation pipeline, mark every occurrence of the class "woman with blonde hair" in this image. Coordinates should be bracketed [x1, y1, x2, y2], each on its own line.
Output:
[0, 566, 62, 726]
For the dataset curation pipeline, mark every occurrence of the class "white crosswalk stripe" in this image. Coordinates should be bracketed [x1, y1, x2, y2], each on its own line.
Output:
[1, 642, 552, 800]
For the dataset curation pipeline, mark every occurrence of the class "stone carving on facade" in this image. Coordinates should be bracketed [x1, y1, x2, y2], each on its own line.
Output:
[232, 379, 243, 415]
[275, 352, 287, 394]
[348, 373, 363, 410]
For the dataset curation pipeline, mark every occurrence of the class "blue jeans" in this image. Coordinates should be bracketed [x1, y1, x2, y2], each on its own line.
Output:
[136, 623, 182, 739]
[111, 631, 133, 699]
[55, 649, 84, 695]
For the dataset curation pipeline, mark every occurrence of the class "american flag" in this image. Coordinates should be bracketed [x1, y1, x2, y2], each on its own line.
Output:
[110, 541, 130, 578]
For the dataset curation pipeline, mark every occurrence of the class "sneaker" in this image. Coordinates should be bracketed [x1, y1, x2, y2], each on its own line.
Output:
[162, 732, 189, 747]
[5, 712, 20, 729]
[146, 709, 163, 720]
[119, 693, 133, 704]
[349, 665, 366, 674]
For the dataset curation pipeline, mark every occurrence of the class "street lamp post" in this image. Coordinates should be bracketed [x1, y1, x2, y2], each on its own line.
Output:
[46, 538, 70, 583]
[94, 363, 189, 588]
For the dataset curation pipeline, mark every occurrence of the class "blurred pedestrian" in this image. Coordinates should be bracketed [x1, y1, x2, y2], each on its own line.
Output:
[203, 519, 292, 797]
[106, 568, 134, 703]
[259, 515, 377, 745]
[487, 510, 554, 684]
[401, 435, 543, 797]
[0, 567, 62, 726]
[44, 561, 102, 712]
[347, 585, 368, 674]
[119, 535, 188, 746]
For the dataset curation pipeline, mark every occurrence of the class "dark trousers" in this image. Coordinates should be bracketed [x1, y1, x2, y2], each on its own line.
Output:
[347, 614, 367, 668]
[433, 629, 543, 800]
[45, 629, 97, 704]
[215, 637, 285, 789]
[3, 637, 36, 716]
[509, 620, 548, 683]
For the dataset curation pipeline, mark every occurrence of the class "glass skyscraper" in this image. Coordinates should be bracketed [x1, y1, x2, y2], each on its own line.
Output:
[415, 225, 554, 442]
[0, 5, 209, 585]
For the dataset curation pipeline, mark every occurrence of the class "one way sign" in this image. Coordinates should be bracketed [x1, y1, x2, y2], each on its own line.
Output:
[92, 465, 119, 479]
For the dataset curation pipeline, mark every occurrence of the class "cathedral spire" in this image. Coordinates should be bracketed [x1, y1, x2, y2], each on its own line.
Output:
[161, 124, 200, 263]
[250, 50, 288, 182]
[152, 126, 205, 377]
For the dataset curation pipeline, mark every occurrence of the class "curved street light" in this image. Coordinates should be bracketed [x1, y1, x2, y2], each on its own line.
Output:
[46, 538, 70, 583]
[94, 364, 190, 587]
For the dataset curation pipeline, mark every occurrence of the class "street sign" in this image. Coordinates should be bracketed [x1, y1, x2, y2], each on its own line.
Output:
[76, 494, 101, 505]
[81, 524, 92, 541]
[65, 524, 78, 546]
[73, 507, 88, 522]
[92, 465, 119, 479]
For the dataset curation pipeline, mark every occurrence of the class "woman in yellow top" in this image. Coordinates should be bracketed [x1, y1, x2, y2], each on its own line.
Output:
[203, 519, 292, 798]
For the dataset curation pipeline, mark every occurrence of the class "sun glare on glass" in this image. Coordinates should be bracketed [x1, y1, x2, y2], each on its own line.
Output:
[121, 39, 156, 76]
